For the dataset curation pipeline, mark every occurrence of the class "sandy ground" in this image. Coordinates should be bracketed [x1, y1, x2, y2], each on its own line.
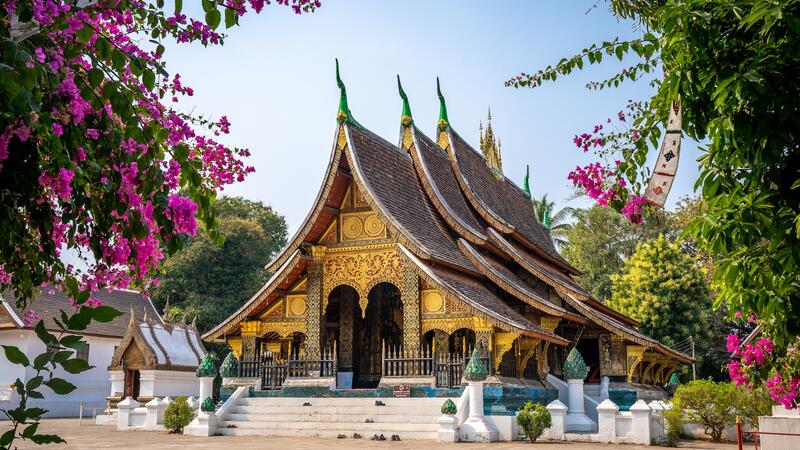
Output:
[7, 419, 739, 449]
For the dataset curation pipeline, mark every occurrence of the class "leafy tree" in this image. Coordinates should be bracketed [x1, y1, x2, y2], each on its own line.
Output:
[163, 397, 194, 434]
[562, 205, 663, 301]
[0, 1, 316, 447]
[152, 198, 287, 332]
[531, 194, 574, 249]
[508, 0, 800, 397]
[609, 236, 709, 348]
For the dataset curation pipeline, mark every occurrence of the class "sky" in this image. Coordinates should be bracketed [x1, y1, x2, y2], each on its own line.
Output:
[166, 0, 702, 233]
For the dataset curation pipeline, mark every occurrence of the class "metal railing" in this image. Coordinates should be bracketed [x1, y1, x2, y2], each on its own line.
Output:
[382, 342, 492, 388]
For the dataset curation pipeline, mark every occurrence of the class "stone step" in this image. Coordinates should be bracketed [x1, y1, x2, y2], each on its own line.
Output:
[221, 420, 440, 432]
[239, 397, 446, 407]
[225, 412, 438, 424]
[230, 405, 440, 415]
[217, 426, 438, 440]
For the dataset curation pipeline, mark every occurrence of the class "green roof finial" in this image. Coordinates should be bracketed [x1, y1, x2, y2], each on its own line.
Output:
[464, 348, 488, 382]
[563, 348, 589, 380]
[336, 58, 353, 124]
[437, 77, 449, 131]
[523, 165, 531, 197]
[543, 208, 551, 230]
[397, 75, 413, 127]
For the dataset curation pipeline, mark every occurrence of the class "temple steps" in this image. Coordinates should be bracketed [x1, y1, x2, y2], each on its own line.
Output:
[218, 396, 443, 440]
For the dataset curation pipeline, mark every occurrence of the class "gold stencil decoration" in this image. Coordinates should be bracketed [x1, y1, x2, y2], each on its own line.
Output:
[286, 295, 308, 318]
[322, 246, 403, 315]
[448, 298, 468, 314]
[353, 185, 369, 207]
[320, 220, 337, 244]
[339, 211, 386, 242]
[422, 289, 445, 313]
[341, 215, 364, 240]
[337, 124, 347, 150]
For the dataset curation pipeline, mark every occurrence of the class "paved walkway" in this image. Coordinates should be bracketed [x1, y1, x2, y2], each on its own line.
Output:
[11, 419, 738, 449]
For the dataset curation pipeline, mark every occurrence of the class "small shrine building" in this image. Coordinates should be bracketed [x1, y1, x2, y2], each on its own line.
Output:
[203, 67, 691, 393]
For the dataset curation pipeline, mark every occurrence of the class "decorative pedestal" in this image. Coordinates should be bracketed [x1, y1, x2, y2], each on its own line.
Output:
[198, 376, 214, 405]
[545, 399, 568, 440]
[596, 399, 619, 443]
[565, 379, 596, 432]
[458, 381, 499, 442]
[437, 414, 458, 442]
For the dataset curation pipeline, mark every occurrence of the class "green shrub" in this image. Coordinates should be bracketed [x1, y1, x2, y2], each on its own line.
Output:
[673, 380, 737, 442]
[516, 401, 551, 443]
[735, 385, 772, 430]
[662, 407, 684, 447]
[164, 397, 194, 433]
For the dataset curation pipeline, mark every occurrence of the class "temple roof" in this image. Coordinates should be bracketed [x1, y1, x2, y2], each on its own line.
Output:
[205, 71, 691, 365]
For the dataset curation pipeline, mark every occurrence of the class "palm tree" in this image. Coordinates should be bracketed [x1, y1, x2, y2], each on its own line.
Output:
[531, 193, 574, 249]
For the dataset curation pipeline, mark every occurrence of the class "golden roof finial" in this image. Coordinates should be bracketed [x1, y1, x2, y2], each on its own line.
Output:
[479, 107, 503, 175]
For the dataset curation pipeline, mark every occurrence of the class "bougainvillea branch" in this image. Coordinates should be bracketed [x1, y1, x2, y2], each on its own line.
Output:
[0, 0, 319, 446]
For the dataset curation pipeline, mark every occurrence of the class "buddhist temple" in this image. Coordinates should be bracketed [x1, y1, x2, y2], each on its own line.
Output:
[202, 63, 691, 400]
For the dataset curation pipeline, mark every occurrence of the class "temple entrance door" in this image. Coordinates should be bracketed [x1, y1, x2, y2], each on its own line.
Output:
[354, 282, 403, 389]
[123, 369, 140, 400]
[324, 285, 360, 389]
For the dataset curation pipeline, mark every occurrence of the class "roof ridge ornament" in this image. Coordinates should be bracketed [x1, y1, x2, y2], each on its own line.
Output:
[523, 164, 531, 197]
[397, 75, 413, 127]
[335, 58, 354, 125]
[436, 77, 449, 131]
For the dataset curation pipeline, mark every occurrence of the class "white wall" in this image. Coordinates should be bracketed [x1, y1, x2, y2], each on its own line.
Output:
[0, 330, 120, 418]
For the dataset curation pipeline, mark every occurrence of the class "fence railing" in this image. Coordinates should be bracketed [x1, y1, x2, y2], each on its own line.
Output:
[382, 342, 492, 388]
[238, 346, 337, 390]
[239, 343, 490, 389]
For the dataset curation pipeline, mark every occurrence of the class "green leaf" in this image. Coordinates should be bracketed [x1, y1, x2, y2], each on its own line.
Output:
[33, 352, 51, 370]
[22, 423, 38, 438]
[26, 376, 43, 391]
[1, 429, 14, 446]
[60, 335, 83, 348]
[45, 378, 77, 395]
[142, 70, 156, 91]
[206, 9, 222, 30]
[87, 68, 104, 88]
[3, 345, 30, 366]
[34, 320, 55, 345]
[30, 434, 66, 445]
[175, 0, 183, 14]
[225, 8, 239, 28]
[61, 358, 92, 374]
[92, 305, 123, 323]
[25, 407, 47, 420]
[66, 307, 93, 331]
[75, 26, 94, 44]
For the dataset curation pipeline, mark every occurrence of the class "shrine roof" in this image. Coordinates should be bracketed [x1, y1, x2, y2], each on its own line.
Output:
[1, 287, 159, 338]
[109, 312, 206, 371]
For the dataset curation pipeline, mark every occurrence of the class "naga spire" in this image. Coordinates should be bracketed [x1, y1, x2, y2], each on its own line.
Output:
[436, 77, 449, 130]
[397, 75, 413, 127]
[523, 164, 531, 197]
[335, 58, 354, 124]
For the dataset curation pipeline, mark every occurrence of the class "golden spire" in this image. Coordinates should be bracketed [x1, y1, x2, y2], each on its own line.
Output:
[479, 107, 503, 174]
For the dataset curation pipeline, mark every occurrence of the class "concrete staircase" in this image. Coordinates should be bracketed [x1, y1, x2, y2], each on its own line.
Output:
[217, 397, 445, 440]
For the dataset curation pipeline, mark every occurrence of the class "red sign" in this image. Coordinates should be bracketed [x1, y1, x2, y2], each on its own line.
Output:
[392, 384, 410, 398]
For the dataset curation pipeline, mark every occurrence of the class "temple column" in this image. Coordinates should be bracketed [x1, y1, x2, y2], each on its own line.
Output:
[305, 262, 323, 363]
[401, 265, 421, 351]
[240, 321, 264, 361]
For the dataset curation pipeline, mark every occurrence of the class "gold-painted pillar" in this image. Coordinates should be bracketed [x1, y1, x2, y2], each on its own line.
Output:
[401, 265, 421, 351]
[240, 321, 264, 361]
[305, 262, 323, 362]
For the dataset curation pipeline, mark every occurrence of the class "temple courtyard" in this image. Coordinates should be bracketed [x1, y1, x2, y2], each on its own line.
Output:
[19, 419, 737, 450]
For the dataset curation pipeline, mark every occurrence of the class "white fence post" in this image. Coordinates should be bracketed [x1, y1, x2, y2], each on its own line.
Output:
[630, 399, 652, 445]
[545, 399, 568, 441]
[596, 399, 619, 443]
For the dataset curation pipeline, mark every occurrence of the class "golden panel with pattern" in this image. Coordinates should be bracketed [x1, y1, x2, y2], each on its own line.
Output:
[340, 211, 387, 242]
[322, 245, 402, 316]
[420, 316, 494, 335]
[421, 289, 444, 313]
[286, 295, 308, 317]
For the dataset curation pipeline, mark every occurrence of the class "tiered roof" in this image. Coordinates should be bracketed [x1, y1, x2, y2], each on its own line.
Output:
[203, 65, 691, 364]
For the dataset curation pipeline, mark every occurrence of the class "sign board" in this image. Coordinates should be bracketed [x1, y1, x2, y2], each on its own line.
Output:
[392, 384, 410, 398]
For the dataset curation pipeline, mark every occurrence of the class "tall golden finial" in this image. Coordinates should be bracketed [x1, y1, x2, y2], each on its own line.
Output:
[480, 107, 503, 175]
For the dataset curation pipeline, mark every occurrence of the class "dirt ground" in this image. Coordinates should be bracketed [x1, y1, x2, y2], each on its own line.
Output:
[6, 419, 741, 450]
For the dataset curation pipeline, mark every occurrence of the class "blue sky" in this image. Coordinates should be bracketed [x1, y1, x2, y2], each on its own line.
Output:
[166, 1, 701, 232]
